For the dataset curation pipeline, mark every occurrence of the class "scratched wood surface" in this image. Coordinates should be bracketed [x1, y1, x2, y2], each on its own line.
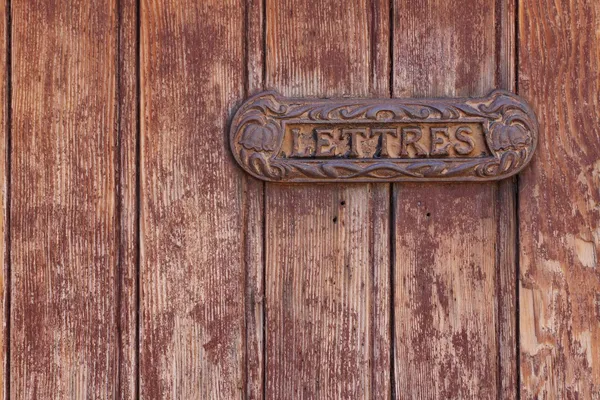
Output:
[264, 0, 390, 398]
[139, 0, 252, 398]
[518, 0, 600, 397]
[391, 0, 509, 398]
[245, 1, 266, 399]
[10, 1, 136, 398]
[3, 0, 600, 398]
[496, 0, 519, 396]
[117, 0, 139, 398]
[0, 1, 5, 398]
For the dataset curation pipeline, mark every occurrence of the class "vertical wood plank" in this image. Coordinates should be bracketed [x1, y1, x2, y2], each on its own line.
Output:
[497, 0, 518, 397]
[391, 0, 506, 397]
[497, 176, 518, 399]
[393, 184, 498, 398]
[519, 0, 600, 397]
[10, 1, 126, 398]
[117, 0, 139, 398]
[247, 0, 265, 96]
[370, 1, 392, 397]
[244, 175, 265, 400]
[140, 0, 247, 398]
[245, 0, 266, 398]
[369, 182, 391, 399]
[265, 0, 390, 398]
[0, 0, 6, 398]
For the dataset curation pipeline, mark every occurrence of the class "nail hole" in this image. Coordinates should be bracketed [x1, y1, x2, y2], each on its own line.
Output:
[426, 212, 431, 217]
[333, 216, 338, 223]
[340, 201, 346, 206]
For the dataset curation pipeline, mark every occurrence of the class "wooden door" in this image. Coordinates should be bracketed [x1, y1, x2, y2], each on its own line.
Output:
[3, 0, 599, 398]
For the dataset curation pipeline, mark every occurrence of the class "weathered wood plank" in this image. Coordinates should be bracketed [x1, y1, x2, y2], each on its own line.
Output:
[265, 185, 390, 399]
[264, 1, 391, 398]
[0, 1, 6, 398]
[370, 3, 392, 397]
[391, 0, 506, 397]
[518, 0, 600, 397]
[117, 0, 139, 398]
[10, 1, 128, 398]
[393, 184, 498, 398]
[247, 0, 265, 96]
[497, 177, 518, 399]
[244, 174, 264, 400]
[495, 177, 519, 399]
[369, 182, 391, 399]
[497, 0, 518, 397]
[245, 0, 266, 398]
[139, 0, 248, 398]
[264, 0, 390, 398]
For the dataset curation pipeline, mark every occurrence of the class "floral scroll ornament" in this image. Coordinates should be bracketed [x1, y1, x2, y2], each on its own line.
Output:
[229, 90, 538, 182]
[236, 112, 286, 179]
[239, 118, 279, 152]
[474, 91, 538, 178]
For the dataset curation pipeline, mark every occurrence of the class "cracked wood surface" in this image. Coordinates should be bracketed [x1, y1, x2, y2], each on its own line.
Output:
[264, 0, 391, 398]
[10, 1, 137, 398]
[139, 0, 251, 398]
[519, 0, 600, 397]
[390, 0, 507, 398]
[2, 0, 599, 398]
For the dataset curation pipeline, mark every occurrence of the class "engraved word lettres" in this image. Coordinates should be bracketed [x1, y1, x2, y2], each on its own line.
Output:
[229, 90, 538, 182]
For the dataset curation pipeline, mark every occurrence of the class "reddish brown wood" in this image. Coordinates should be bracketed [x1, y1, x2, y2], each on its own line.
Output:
[6, 0, 600, 398]
[497, 176, 518, 399]
[370, 2, 392, 396]
[10, 1, 133, 398]
[243, 173, 265, 400]
[117, 0, 139, 398]
[247, 0, 265, 97]
[393, 184, 499, 398]
[139, 0, 249, 398]
[519, 0, 600, 397]
[370, 0, 391, 98]
[245, 1, 266, 398]
[264, 0, 390, 398]
[265, 185, 390, 399]
[496, 0, 518, 397]
[0, 1, 6, 398]
[391, 0, 512, 397]
[368, 182, 391, 399]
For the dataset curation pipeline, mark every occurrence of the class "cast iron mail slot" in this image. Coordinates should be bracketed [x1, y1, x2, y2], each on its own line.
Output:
[230, 90, 537, 182]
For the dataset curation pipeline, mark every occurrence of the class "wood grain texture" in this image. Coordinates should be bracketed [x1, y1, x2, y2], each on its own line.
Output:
[247, 0, 265, 96]
[370, 3, 391, 397]
[392, 1, 495, 99]
[391, 0, 508, 397]
[140, 0, 247, 398]
[117, 0, 139, 398]
[518, 0, 600, 397]
[0, 1, 5, 398]
[368, 183, 391, 398]
[265, 184, 390, 399]
[10, 1, 127, 398]
[244, 174, 264, 400]
[265, 0, 390, 398]
[245, 0, 266, 398]
[393, 184, 498, 398]
[497, 176, 518, 399]
[497, 0, 518, 397]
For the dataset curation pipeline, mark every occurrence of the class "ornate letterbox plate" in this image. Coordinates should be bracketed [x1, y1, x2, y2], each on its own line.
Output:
[230, 90, 537, 182]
